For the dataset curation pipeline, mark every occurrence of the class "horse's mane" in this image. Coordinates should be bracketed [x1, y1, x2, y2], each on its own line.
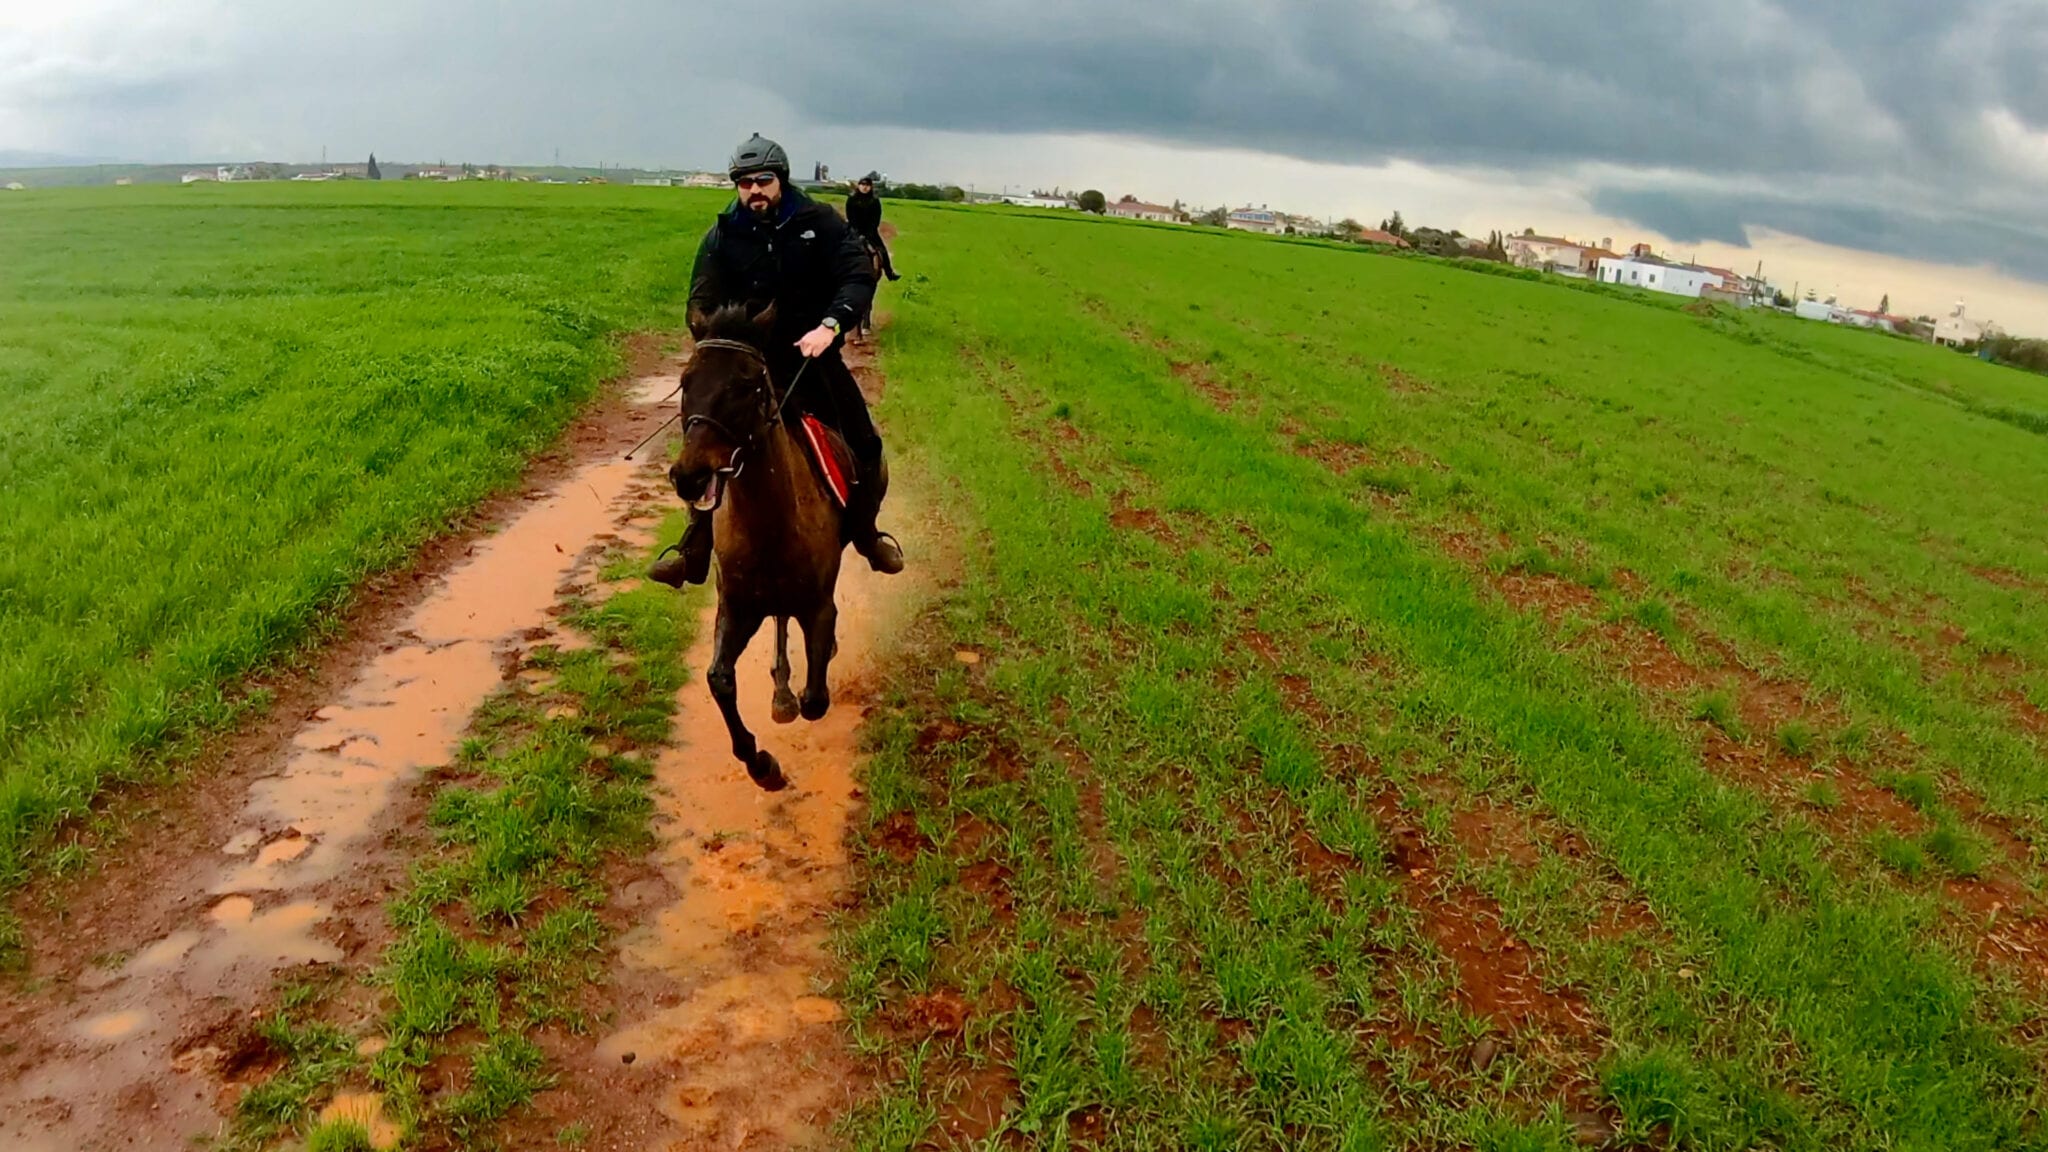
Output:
[700, 302, 770, 349]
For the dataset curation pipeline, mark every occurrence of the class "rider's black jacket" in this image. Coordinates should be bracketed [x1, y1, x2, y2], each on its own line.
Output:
[844, 188, 883, 238]
[689, 185, 875, 350]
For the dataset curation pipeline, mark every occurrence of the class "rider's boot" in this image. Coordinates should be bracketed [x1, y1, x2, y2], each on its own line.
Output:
[649, 510, 714, 588]
[845, 451, 905, 575]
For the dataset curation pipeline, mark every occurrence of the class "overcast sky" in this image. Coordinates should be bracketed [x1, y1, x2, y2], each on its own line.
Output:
[6, 0, 2047, 332]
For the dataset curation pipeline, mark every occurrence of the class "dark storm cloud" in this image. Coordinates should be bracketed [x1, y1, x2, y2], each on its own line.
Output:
[782, 1, 2035, 173]
[759, 0, 2048, 277]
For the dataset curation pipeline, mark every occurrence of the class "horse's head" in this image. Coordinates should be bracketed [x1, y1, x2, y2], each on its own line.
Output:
[672, 301, 777, 508]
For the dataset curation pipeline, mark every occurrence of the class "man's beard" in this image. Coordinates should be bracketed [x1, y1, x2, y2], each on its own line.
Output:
[746, 195, 773, 217]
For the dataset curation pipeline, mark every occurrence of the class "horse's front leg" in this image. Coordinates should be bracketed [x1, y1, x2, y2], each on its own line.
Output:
[797, 597, 838, 722]
[706, 600, 785, 791]
[770, 616, 799, 725]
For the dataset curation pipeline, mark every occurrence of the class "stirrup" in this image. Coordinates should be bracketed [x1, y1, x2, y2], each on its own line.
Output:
[860, 531, 905, 575]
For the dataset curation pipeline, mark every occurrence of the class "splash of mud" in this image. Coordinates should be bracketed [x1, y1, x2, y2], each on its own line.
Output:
[597, 520, 928, 1148]
[319, 1091, 402, 1149]
[0, 372, 686, 1152]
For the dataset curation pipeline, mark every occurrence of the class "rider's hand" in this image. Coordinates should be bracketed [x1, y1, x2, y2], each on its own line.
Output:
[796, 325, 836, 359]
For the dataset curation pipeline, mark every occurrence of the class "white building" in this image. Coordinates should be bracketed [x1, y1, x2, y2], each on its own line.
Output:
[1227, 207, 1282, 234]
[3, 182, 23, 191]
[1795, 298, 1849, 324]
[181, 171, 217, 184]
[1002, 194, 1073, 209]
[1109, 198, 1179, 223]
[1506, 234, 1586, 272]
[680, 171, 727, 188]
[1595, 256, 1722, 298]
[632, 177, 673, 187]
[1933, 302, 1994, 348]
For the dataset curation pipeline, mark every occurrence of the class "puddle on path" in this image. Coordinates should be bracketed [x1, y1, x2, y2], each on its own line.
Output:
[0, 373, 685, 1152]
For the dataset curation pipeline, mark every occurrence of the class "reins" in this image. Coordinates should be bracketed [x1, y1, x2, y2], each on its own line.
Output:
[622, 335, 814, 472]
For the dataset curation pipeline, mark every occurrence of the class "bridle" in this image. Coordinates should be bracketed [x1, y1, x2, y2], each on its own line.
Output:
[682, 337, 812, 491]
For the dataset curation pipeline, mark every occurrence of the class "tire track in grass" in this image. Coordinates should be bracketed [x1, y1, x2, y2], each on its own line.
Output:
[1412, 516, 2048, 995]
[955, 373, 1626, 1143]
[847, 370, 1458, 1148]
[1242, 332, 2048, 1001]
[1142, 285, 2048, 856]
[1225, 619, 1615, 1129]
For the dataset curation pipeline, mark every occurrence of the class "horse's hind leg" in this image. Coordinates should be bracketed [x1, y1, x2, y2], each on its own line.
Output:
[797, 598, 838, 722]
[706, 600, 786, 791]
[770, 616, 799, 725]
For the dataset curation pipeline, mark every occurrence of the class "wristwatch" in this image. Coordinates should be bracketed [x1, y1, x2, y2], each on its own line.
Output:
[820, 317, 841, 334]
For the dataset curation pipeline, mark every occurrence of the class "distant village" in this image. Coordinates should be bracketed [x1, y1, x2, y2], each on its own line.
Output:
[5, 158, 2004, 350]
[1023, 193, 2003, 350]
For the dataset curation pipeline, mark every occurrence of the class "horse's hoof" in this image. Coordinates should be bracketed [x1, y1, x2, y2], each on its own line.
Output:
[748, 751, 788, 792]
[771, 689, 800, 725]
[800, 690, 829, 721]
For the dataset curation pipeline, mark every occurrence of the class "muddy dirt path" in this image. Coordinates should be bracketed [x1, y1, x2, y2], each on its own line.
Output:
[509, 343, 930, 1151]
[596, 551, 925, 1149]
[0, 364, 687, 1151]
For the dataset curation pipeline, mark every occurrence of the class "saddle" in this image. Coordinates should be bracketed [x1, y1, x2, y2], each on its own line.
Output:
[797, 414, 854, 510]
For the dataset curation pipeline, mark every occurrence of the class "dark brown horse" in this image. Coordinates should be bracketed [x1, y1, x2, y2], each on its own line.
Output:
[669, 302, 848, 790]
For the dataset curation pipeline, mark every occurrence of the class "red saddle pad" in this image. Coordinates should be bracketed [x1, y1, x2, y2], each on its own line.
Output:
[799, 414, 853, 508]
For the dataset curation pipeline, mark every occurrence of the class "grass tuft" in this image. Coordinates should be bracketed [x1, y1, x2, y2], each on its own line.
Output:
[1881, 771, 1942, 813]
[1690, 690, 1745, 741]
[1923, 820, 1987, 878]
[1801, 779, 1841, 811]
[1776, 721, 1817, 758]
[306, 1120, 376, 1152]
[1870, 831, 1929, 880]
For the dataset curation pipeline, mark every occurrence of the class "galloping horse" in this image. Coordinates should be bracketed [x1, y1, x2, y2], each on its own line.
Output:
[668, 302, 852, 790]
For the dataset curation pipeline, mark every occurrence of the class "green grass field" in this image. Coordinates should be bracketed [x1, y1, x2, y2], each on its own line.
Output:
[842, 205, 2048, 1148]
[6, 185, 2048, 1147]
[0, 182, 725, 897]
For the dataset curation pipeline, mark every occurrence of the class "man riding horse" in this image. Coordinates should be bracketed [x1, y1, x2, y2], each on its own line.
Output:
[651, 133, 905, 588]
[844, 172, 900, 282]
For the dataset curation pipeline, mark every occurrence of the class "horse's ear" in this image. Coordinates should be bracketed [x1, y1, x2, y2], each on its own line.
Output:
[687, 304, 711, 340]
[749, 300, 777, 334]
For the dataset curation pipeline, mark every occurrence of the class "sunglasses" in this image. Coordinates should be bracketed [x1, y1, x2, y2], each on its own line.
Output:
[735, 172, 779, 190]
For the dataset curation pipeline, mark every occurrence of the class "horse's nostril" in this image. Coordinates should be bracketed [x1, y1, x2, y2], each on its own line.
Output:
[669, 464, 708, 501]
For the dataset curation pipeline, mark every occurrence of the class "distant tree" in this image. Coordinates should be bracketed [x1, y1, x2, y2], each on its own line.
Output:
[1983, 334, 2048, 375]
[1380, 210, 1407, 240]
[1118, 193, 1137, 203]
[1407, 227, 1464, 257]
[367, 153, 382, 180]
[1334, 217, 1364, 241]
[1485, 230, 1509, 261]
[1198, 206, 1228, 227]
[1522, 226, 1536, 236]
[1878, 293, 1891, 314]
[1078, 189, 1107, 214]
[882, 183, 966, 202]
